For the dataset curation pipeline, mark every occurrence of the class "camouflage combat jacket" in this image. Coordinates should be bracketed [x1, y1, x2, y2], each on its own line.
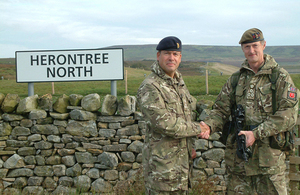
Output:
[205, 54, 299, 176]
[137, 61, 201, 191]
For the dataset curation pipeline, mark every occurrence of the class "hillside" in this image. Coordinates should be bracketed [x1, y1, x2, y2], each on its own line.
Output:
[1, 45, 300, 77]
[108, 45, 300, 73]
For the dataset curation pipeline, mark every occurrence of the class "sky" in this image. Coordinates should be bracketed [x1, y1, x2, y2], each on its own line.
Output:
[1, 0, 300, 58]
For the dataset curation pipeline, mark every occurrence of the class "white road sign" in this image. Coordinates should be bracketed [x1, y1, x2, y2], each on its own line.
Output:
[16, 48, 124, 83]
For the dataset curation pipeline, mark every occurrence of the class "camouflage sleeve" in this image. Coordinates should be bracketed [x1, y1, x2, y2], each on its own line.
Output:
[204, 77, 233, 134]
[252, 72, 299, 140]
[137, 82, 201, 138]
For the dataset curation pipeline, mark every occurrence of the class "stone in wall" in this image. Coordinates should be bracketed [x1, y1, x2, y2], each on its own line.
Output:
[29, 110, 47, 120]
[0, 93, 5, 105]
[65, 120, 97, 137]
[91, 177, 113, 193]
[199, 108, 211, 121]
[38, 94, 53, 111]
[118, 95, 136, 116]
[101, 94, 118, 116]
[2, 113, 24, 121]
[74, 175, 91, 192]
[81, 93, 101, 112]
[196, 99, 214, 115]
[69, 109, 97, 121]
[49, 112, 69, 120]
[69, 94, 83, 106]
[1, 94, 20, 113]
[0, 122, 12, 136]
[31, 124, 59, 135]
[98, 152, 118, 168]
[3, 154, 25, 169]
[16, 94, 38, 114]
[53, 94, 70, 113]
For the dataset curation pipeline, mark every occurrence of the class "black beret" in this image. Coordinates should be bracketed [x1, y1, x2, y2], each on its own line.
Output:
[239, 28, 264, 44]
[156, 36, 182, 51]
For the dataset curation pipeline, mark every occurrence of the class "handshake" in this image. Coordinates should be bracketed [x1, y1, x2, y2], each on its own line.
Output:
[198, 121, 211, 139]
[191, 121, 211, 159]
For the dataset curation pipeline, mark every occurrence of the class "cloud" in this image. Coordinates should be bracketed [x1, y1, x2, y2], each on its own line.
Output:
[0, 0, 299, 58]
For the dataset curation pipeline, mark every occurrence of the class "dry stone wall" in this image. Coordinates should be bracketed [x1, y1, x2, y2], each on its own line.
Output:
[0, 93, 227, 194]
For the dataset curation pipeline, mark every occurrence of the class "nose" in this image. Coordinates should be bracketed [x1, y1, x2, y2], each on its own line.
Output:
[249, 46, 255, 53]
[168, 53, 175, 60]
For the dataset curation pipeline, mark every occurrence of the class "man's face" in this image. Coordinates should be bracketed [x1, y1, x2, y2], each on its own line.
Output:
[157, 50, 182, 78]
[241, 41, 266, 66]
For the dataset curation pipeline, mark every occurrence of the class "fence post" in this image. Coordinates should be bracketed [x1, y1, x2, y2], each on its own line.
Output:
[289, 114, 300, 193]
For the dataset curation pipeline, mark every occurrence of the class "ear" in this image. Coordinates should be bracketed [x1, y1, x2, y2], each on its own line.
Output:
[156, 51, 160, 61]
[262, 41, 266, 50]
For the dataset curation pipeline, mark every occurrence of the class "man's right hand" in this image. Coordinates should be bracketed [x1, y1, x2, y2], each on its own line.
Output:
[198, 121, 211, 139]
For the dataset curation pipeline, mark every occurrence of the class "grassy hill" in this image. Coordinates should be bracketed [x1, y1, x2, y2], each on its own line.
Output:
[0, 44, 299, 102]
[108, 44, 300, 73]
[2, 44, 300, 73]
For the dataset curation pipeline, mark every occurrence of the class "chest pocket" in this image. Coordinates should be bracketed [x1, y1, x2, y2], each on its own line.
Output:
[160, 87, 182, 114]
[258, 83, 273, 113]
[235, 85, 245, 104]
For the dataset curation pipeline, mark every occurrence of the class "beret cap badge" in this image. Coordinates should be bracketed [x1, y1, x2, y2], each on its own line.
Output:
[252, 32, 260, 40]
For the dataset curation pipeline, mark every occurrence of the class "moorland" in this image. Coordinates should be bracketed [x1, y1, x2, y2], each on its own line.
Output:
[1, 45, 300, 102]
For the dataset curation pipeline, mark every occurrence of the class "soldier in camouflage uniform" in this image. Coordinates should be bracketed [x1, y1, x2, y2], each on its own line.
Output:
[200, 28, 299, 194]
[137, 36, 204, 195]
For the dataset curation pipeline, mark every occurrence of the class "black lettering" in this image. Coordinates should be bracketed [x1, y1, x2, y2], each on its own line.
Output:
[57, 55, 66, 65]
[77, 54, 84, 64]
[57, 67, 66, 77]
[95, 53, 101, 64]
[48, 55, 56, 65]
[68, 67, 75, 77]
[68, 54, 76, 64]
[84, 66, 92, 77]
[86, 54, 93, 64]
[47, 68, 55, 77]
[76, 67, 83, 77]
[31, 55, 39, 65]
[103, 53, 109, 63]
[41, 55, 47, 65]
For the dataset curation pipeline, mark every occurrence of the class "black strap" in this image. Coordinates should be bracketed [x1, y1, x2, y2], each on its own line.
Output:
[230, 67, 279, 114]
[269, 67, 280, 115]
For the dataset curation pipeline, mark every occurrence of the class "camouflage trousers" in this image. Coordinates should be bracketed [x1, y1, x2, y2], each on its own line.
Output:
[145, 187, 188, 195]
[227, 170, 287, 195]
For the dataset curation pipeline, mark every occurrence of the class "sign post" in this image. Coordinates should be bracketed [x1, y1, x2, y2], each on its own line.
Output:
[111, 80, 117, 96]
[16, 48, 124, 97]
[28, 83, 34, 96]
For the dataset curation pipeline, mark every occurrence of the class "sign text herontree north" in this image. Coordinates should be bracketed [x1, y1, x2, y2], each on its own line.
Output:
[15, 48, 124, 83]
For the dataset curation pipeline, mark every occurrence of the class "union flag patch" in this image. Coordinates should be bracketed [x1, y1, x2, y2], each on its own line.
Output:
[289, 87, 296, 91]
[288, 91, 297, 101]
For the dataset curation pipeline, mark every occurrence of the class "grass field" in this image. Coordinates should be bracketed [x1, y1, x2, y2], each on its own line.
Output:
[0, 59, 300, 104]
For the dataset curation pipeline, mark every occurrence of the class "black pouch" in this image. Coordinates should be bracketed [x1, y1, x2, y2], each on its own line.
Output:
[269, 129, 295, 151]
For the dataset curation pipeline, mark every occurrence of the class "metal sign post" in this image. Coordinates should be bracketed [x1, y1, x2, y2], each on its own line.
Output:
[111, 80, 117, 96]
[28, 82, 34, 96]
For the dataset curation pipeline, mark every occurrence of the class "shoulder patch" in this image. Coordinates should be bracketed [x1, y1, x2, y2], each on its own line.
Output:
[288, 91, 297, 101]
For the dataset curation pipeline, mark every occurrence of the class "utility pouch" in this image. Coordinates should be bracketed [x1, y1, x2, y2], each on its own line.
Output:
[269, 129, 296, 151]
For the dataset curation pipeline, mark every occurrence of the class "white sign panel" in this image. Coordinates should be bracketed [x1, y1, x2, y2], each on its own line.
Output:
[16, 48, 124, 83]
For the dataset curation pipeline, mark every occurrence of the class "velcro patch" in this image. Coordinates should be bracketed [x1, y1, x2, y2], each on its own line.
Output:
[289, 87, 296, 92]
[288, 91, 297, 101]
